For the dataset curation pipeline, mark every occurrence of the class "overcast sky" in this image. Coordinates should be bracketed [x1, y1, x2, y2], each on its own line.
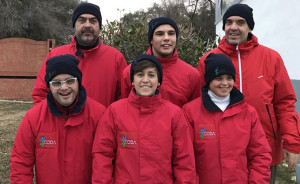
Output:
[88, 0, 161, 23]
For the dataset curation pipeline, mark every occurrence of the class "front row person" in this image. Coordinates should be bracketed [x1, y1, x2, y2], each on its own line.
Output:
[92, 54, 196, 183]
[182, 53, 272, 184]
[10, 55, 106, 183]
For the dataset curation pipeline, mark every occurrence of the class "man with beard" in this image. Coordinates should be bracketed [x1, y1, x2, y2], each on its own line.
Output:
[32, 2, 127, 107]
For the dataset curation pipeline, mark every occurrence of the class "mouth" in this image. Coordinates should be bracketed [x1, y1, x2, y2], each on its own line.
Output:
[59, 91, 72, 98]
[140, 86, 151, 89]
[161, 44, 172, 48]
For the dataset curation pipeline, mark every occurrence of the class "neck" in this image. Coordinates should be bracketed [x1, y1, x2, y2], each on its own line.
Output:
[208, 90, 230, 112]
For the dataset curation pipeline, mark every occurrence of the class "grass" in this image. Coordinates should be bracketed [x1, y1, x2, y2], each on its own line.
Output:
[0, 100, 33, 184]
[0, 100, 297, 183]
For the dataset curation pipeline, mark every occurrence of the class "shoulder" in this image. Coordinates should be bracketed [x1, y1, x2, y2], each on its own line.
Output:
[182, 97, 201, 112]
[161, 99, 181, 112]
[99, 43, 123, 55]
[85, 97, 106, 111]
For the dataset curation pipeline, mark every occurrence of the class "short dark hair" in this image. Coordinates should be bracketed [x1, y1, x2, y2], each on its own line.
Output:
[133, 60, 160, 80]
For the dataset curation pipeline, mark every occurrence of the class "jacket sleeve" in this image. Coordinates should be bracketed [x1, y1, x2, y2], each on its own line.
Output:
[273, 53, 300, 153]
[92, 107, 117, 184]
[120, 65, 133, 99]
[188, 71, 201, 102]
[31, 53, 51, 105]
[196, 54, 209, 89]
[172, 111, 196, 184]
[115, 52, 128, 101]
[10, 112, 36, 184]
[247, 109, 272, 184]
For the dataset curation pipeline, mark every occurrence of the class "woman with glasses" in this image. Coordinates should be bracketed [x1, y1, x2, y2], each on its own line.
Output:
[10, 54, 106, 183]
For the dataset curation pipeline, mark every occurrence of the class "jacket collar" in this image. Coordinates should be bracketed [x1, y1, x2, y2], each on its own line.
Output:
[128, 89, 162, 113]
[71, 35, 101, 57]
[146, 47, 178, 66]
[46, 85, 87, 117]
[218, 33, 259, 55]
[202, 86, 244, 112]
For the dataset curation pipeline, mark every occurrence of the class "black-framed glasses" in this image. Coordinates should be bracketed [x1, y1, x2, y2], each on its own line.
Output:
[49, 77, 77, 89]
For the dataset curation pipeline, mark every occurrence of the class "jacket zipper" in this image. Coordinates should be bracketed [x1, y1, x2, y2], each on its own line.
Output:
[236, 45, 242, 93]
[265, 104, 276, 141]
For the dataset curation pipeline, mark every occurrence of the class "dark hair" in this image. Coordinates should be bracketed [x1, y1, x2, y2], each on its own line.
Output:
[133, 60, 160, 80]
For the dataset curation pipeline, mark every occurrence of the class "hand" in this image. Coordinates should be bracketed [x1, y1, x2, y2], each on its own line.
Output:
[283, 149, 299, 170]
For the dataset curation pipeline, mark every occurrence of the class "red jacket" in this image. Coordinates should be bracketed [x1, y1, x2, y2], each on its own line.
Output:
[32, 36, 127, 107]
[11, 87, 106, 184]
[182, 87, 272, 184]
[92, 90, 196, 184]
[197, 34, 300, 165]
[121, 48, 201, 107]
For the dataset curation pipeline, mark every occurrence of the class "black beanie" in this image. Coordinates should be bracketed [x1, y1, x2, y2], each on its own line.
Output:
[130, 54, 163, 85]
[45, 54, 82, 88]
[148, 17, 179, 45]
[72, 2, 102, 29]
[222, 4, 254, 30]
[204, 53, 236, 85]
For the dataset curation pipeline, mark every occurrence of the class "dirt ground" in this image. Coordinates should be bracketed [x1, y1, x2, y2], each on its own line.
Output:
[0, 100, 297, 184]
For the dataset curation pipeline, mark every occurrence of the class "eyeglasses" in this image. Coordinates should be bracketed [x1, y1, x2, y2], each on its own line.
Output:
[49, 77, 77, 89]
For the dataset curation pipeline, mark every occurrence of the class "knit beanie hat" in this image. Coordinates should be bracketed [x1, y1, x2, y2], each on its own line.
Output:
[72, 2, 102, 29]
[45, 54, 82, 88]
[204, 53, 236, 85]
[222, 4, 254, 30]
[130, 54, 163, 85]
[148, 17, 179, 45]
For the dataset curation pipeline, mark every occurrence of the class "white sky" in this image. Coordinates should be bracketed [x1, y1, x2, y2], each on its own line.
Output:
[88, 0, 162, 23]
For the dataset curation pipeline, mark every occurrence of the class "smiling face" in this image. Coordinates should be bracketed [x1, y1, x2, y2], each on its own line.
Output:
[150, 24, 176, 58]
[209, 74, 234, 97]
[50, 74, 79, 107]
[224, 16, 252, 45]
[133, 67, 159, 96]
[74, 14, 100, 46]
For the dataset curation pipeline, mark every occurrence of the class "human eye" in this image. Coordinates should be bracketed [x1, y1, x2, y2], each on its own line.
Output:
[225, 19, 232, 25]
[66, 78, 76, 85]
[155, 31, 164, 36]
[237, 20, 246, 26]
[77, 17, 86, 23]
[215, 77, 222, 81]
[136, 72, 144, 77]
[226, 76, 234, 80]
[50, 80, 61, 87]
[89, 18, 98, 24]
[168, 31, 176, 36]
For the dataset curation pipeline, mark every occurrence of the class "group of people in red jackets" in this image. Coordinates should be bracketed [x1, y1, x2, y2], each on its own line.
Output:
[10, 2, 300, 184]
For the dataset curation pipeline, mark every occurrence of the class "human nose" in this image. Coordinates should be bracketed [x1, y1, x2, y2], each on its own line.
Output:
[141, 75, 149, 82]
[60, 81, 69, 89]
[83, 19, 92, 27]
[230, 22, 238, 30]
[163, 33, 169, 40]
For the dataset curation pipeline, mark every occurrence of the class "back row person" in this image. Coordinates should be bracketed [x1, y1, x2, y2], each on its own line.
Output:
[197, 3, 300, 184]
[121, 17, 201, 107]
[32, 2, 127, 107]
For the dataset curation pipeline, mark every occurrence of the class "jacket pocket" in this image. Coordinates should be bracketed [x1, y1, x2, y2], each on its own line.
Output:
[265, 104, 276, 141]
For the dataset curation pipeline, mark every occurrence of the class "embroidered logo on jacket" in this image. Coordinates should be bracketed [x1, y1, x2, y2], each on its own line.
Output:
[37, 132, 57, 149]
[119, 131, 138, 149]
[198, 124, 217, 140]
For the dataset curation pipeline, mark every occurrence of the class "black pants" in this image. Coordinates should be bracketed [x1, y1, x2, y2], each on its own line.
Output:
[270, 165, 277, 184]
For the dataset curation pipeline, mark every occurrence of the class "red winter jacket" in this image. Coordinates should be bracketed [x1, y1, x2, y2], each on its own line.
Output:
[121, 48, 201, 107]
[197, 34, 300, 165]
[92, 90, 196, 184]
[182, 87, 272, 184]
[32, 36, 127, 107]
[11, 87, 106, 184]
